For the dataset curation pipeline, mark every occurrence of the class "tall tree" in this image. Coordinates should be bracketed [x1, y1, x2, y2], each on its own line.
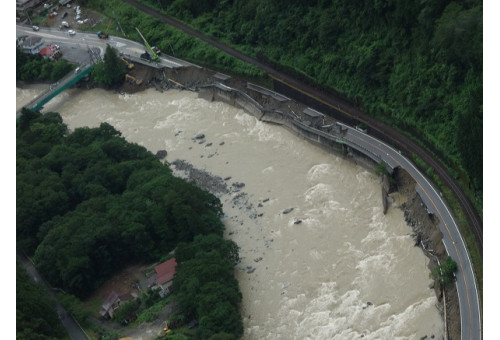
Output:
[92, 44, 126, 86]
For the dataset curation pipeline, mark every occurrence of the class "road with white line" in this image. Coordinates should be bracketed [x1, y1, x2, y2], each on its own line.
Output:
[339, 123, 481, 340]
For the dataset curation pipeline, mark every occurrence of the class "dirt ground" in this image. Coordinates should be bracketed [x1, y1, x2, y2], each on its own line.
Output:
[84, 264, 146, 307]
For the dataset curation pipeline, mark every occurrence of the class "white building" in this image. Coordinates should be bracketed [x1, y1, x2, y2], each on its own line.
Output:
[16, 0, 41, 11]
[18, 36, 44, 55]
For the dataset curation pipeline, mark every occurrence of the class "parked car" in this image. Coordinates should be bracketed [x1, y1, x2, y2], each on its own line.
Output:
[68, 30, 76, 36]
[32, 25, 39, 31]
[62, 12, 68, 18]
[74, 67, 81, 73]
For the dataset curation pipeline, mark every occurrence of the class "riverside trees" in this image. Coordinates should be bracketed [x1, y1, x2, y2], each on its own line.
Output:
[431, 256, 458, 288]
[91, 44, 126, 86]
[16, 109, 243, 338]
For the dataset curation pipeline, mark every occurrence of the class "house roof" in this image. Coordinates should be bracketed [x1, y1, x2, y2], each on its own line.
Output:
[101, 291, 119, 311]
[154, 258, 177, 285]
[20, 36, 42, 48]
[39, 46, 53, 56]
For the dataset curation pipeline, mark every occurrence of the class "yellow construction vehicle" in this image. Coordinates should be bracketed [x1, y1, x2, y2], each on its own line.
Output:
[125, 74, 143, 86]
[121, 57, 134, 70]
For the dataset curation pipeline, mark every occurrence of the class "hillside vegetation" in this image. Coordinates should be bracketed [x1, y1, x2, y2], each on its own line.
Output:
[82, 0, 482, 208]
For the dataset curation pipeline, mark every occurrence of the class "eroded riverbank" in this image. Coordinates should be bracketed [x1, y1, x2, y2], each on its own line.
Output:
[17, 84, 445, 339]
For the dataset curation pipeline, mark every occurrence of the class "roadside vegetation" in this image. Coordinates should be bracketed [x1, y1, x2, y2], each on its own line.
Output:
[92, 44, 126, 86]
[16, 263, 68, 339]
[16, 46, 74, 82]
[16, 109, 243, 338]
[431, 256, 458, 288]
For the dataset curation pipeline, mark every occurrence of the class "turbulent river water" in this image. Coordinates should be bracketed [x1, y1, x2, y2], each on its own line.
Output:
[17, 85, 443, 340]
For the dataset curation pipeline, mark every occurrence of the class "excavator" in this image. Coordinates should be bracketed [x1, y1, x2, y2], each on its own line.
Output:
[135, 27, 160, 62]
[121, 57, 134, 70]
[97, 31, 109, 39]
[125, 74, 143, 86]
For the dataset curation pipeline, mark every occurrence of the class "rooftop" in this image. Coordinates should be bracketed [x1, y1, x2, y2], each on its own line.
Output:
[154, 258, 177, 286]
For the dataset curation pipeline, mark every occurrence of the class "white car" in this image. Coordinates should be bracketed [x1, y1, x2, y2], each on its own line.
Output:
[68, 30, 76, 36]
[32, 25, 40, 31]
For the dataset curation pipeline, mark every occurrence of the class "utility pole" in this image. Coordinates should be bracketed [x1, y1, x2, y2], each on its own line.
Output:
[113, 11, 126, 37]
[24, 10, 32, 25]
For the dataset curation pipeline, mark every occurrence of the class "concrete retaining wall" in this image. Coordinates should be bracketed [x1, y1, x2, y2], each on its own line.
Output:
[198, 83, 377, 169]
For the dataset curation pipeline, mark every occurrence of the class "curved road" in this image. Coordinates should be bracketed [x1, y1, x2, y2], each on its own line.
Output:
[17, 253, 89, 340]
[16, 24, 192, 69]
[338, 123, 481, 340]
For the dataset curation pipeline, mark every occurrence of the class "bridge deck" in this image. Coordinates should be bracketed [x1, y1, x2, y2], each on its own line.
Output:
[22, 64, 93, 113]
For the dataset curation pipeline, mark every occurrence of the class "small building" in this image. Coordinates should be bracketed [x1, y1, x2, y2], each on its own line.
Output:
[39, 46, 55, 58]
[39, 44, 62, 60]
[99, 291, 121, 319]
[303, 107, 325, 128]
[16, 0, 41, 11]
[154, 258, 177, 297]
[213, 72, 231, 84]
[18, 36, 44, 55]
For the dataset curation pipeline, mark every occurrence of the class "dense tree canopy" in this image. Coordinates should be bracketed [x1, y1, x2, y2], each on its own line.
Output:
[16, 263, 67, 339]
[17, 110, 226, 298]
[173, 234, 243, 339]
[91, 44, 126, 86]
[17, 109, 243, 338]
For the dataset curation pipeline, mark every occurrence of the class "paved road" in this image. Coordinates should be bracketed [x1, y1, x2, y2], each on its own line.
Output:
[338, 123, 481, 340]
[17, 253, 89, 340]
[16, 24, 192, 69]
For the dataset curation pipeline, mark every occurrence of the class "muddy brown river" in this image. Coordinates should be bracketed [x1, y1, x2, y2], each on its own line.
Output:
[17, 85, 443, 340]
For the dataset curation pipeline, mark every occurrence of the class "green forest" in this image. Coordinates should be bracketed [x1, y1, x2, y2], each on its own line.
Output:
[16, 110, 243, 338]
[82, 0, 482, 207]
[17, 263, 68, 339]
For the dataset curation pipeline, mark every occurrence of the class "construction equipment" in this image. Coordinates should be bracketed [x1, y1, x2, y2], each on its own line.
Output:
[97, 31, 109, 39]
[125, 74, 143, 86]
[121, 57, 134, 70]
[135, 27, 160, 62]
[163, 322, 172, 335]
[152, 46, 161, 55]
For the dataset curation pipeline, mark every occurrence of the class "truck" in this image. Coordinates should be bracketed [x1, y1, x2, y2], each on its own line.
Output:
[135, 27, 160, 62]
[97, 31, 109, 39]
[151, 46, 161, 55]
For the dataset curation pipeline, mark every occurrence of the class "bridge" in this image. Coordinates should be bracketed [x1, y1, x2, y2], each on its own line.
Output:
[19, 64, 93, 116]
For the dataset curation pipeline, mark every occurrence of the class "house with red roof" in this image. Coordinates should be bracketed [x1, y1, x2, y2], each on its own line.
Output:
[154, 258, 177, 297]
